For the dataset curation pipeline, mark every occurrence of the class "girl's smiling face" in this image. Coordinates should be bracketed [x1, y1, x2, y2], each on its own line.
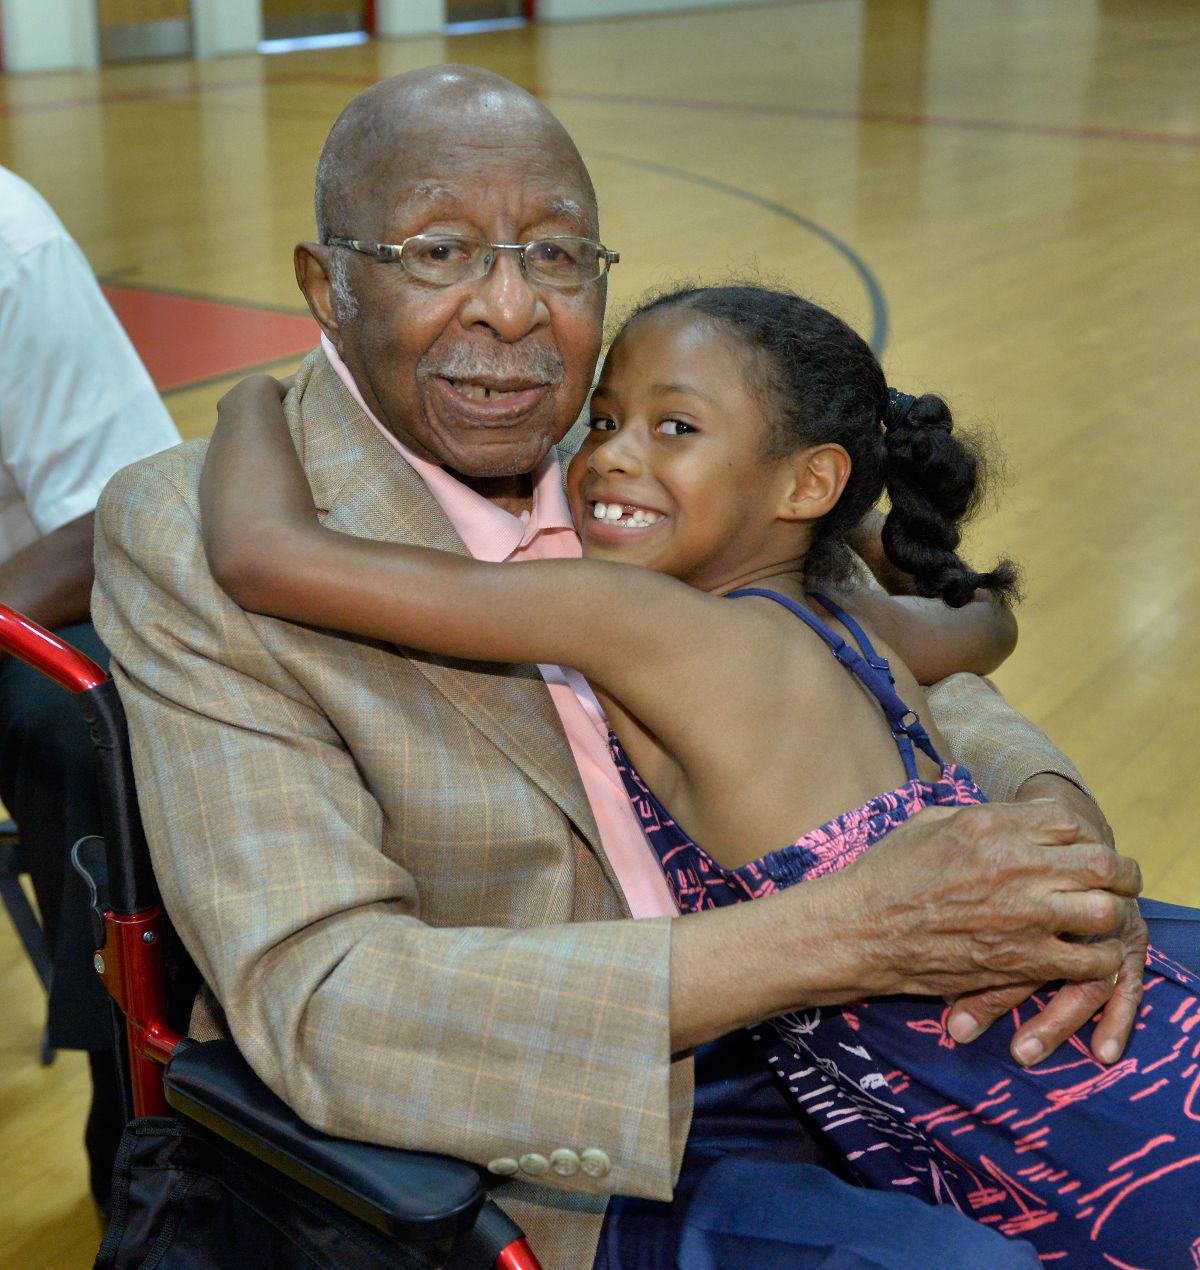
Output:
[566, 307, 806, 593]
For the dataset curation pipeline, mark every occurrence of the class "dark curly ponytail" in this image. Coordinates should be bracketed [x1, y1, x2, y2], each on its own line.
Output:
[880, 390, 1019, 607]
[625, 284, 1018, 607]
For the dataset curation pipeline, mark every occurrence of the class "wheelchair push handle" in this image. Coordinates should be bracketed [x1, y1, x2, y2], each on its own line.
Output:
[0, 603, 108, 690]
[0, 602, 156, 917]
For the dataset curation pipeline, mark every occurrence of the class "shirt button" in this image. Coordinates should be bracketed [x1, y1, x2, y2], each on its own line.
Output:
[486, 1157, 519, 1176]
[549, 1148, 580, 1176]
[579, 1148, 611, 1178]
[519, 1152, 551, 1177]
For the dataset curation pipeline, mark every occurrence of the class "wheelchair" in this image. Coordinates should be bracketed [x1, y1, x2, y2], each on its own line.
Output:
[0, 602, 541, 1270]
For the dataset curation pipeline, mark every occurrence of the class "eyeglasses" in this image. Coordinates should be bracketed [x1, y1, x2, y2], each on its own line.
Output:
[324, 233, 620, 289]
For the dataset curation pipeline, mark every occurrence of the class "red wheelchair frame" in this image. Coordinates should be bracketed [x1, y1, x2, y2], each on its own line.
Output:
[0, 602, 541, 1270]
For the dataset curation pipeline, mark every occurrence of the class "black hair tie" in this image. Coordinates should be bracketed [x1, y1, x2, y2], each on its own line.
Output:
[884, 387, 918, 431]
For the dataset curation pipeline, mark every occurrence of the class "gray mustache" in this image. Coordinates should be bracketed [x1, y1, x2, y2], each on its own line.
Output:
[421, 343, 564, 386]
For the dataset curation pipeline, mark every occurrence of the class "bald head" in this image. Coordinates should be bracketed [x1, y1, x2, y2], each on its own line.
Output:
[296, 64, 609, 492]
[314, 65, 597, 243]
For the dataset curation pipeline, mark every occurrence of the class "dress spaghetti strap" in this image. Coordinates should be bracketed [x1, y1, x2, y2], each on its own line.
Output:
[727, 586, 941, 779]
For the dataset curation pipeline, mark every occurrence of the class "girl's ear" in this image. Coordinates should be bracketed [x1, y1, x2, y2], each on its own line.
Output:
[776, 444, 852, 522]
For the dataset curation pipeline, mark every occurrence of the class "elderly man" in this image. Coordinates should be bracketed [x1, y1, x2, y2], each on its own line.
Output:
[94, 66, 1152, 1268]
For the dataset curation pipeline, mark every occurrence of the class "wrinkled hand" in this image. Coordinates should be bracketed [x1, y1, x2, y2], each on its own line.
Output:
[838, 797, 1142, 1005]
[942, 776, 1147, 1065]
[945, 899, 1147, 1065]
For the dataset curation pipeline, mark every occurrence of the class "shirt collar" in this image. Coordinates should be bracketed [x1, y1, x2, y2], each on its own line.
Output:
[320, 333, 575, 562]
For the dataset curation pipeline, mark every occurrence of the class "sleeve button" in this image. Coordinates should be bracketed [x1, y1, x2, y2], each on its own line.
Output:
[486, 1157, 519, 1176]
[549, 1148, 580, 1176]
[519, 1152, 551, 1177]
[579, 1148, 611, 1178]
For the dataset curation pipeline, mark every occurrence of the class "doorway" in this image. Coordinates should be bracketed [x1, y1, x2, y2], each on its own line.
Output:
[98, 0, 192, 62]
[260, 0, 366, 43]
[445, 1, 528, 28]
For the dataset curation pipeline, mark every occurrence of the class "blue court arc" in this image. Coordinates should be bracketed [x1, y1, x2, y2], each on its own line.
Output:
[588, 150, 890, 357]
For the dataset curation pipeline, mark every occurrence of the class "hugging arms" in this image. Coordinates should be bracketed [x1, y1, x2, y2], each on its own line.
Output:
[93, 346, 1143, 1270]
[199, 347, 1145, 1071]
[92, 64, 1152, 1270]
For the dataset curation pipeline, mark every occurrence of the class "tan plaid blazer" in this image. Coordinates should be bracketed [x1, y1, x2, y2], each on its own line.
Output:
[93, 349, 1085, 1269]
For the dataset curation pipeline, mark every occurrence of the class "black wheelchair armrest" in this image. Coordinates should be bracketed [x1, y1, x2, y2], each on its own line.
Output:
[163, 1039, 489, 1245]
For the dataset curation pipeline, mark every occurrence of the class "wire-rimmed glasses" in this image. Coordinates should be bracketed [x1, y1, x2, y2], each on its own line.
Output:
[325, 233, 620, 289]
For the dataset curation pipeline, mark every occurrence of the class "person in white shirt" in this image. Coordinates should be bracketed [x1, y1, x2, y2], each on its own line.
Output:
[0, 164, 180, 1210]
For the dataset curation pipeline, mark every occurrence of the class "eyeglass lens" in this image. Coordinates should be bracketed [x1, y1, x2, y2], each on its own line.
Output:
[404, 236, 607, 286]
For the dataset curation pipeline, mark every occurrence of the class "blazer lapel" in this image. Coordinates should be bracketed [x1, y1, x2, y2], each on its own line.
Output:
[294, 357, 604, 852]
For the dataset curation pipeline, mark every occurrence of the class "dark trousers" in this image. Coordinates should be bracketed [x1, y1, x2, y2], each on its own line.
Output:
[0, 619, 121, 1206]
[595, 901, 1200, 1269]
[0, 619, 113, 1052]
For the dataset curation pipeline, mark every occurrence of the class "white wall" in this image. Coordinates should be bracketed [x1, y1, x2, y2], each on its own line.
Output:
[0, 0, 259, 69]
[1, 0, 99, 71]
[0, 0, 763, 71]
[191, 0, 261, 58]
[375, 0, 444, 37]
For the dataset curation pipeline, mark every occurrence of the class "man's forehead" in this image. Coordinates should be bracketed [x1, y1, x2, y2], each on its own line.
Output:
[390, 180, 592, 229]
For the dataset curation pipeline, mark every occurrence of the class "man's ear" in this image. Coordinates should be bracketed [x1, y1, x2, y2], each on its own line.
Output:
[295, 243, 341, 346]
[776, 444, 852, 522]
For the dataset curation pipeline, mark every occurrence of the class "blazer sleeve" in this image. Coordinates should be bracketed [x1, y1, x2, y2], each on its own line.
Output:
[925, 672, 1089, 803]
[91, 442, 683, 1204]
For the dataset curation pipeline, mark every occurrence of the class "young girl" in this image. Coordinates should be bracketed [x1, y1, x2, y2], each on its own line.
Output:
[201, 285, 1200, 1264]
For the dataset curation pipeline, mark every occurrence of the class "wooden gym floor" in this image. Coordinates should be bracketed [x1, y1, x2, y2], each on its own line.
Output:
[2, 1, 1198, 1263]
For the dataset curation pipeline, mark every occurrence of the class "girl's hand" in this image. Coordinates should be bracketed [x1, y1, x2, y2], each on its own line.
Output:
[846, 508, 915, 596]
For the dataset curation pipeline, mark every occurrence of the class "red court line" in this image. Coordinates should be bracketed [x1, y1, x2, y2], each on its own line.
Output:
[0, 71, 375, 117]
[102, 285, 317, 392]
[547, 88, 1200, 149]
[3, 68, 1196, 148]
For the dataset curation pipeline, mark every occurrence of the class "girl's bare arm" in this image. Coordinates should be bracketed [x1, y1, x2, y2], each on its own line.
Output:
[831, 586, 1018, 683]
[840, 509, 1018, 682]
[199, 375, 725, 704]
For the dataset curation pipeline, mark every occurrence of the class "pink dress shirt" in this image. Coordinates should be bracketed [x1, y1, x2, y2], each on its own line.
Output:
[321, 336, 678, 918]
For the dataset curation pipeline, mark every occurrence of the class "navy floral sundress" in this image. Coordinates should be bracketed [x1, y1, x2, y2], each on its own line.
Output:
[610, 588, 1200, 1267]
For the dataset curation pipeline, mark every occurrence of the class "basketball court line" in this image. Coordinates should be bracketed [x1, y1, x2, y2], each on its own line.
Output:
[591, 151, 889, 355]
[550, 88, 1200, 149]
[3, 69, 1197, 148]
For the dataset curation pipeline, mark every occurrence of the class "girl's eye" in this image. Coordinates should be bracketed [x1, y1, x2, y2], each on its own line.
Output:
[657, 419, 696, 436]
[588, 416, 618, 432]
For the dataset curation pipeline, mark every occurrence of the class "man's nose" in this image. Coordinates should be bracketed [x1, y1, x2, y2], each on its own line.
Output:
[459, 248, 550, 342]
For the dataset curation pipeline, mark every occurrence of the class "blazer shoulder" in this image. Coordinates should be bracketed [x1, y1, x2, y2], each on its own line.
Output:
[98, 437, 205, 515]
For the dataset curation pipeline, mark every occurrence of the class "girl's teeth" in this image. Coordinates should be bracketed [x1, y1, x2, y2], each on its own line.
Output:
[591, 502, 663, 527]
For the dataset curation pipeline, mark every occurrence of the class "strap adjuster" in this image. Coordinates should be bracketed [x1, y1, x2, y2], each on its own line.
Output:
[891, 708, 921, 739]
